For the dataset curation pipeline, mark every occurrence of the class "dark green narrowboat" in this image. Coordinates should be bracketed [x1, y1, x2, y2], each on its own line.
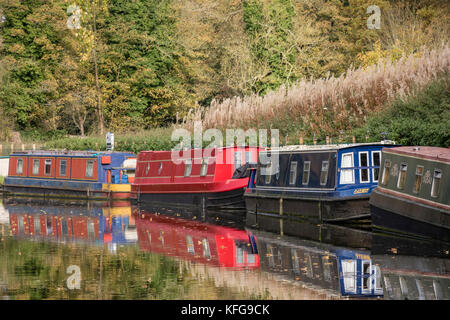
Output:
[370, 146, 450, 242]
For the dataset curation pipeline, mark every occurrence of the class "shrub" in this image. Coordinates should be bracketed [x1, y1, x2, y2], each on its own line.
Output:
[355, 77, 450, 147]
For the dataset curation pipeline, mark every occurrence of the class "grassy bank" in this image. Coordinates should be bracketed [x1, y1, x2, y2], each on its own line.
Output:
[44, 127, 179, 153]
[0, 176, 4, 185]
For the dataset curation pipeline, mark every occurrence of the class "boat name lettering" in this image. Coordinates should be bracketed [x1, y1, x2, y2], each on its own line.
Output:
[354, 253, 371, 260]
[353, 188, 369, 194]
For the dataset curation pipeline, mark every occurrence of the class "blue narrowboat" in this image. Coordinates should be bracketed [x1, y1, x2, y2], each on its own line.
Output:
[3, 150, 136, 200]
[245, 142, 396, 223]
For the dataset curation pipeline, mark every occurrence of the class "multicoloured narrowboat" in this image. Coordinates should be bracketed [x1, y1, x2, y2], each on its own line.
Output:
[4, 150, 136, 200]
[370, 146, 450, 242]
[135, 209, 260, 269]
[252, 229, 383, 298]
[132, 146, 262, 211]
[245, 142, 396, 224]
[6, 199, 137, 247]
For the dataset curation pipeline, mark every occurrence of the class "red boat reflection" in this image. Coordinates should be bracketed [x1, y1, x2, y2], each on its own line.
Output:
[135, 209, 260, 269]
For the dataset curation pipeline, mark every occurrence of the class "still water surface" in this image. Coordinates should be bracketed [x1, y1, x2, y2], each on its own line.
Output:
[0, 197, 449, 300]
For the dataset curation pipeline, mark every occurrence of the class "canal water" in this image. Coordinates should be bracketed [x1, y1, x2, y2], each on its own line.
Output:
[0, 197, 448, 300]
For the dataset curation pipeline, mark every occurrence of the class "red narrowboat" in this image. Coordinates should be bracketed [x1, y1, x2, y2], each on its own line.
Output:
[132, 146, 263, 210]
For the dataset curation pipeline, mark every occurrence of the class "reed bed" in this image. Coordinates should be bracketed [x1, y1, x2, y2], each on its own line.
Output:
[182, 44, 450, 138]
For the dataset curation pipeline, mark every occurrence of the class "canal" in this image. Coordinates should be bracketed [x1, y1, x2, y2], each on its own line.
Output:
[0, 197, 448, 300]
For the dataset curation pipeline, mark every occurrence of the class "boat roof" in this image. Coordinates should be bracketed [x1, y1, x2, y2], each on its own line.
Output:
[10, 150, 134, 157]
[139, 146, 262, 154]
[265, 141, 396, 153]
[383, 146, 450, 163]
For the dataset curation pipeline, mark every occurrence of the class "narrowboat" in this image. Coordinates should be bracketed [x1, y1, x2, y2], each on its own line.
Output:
[6, 198, 137, 247]
[370, 146, 450, 242]
[3, 150, 136, 200]
[135, 208, 260, 269]
[132, 146, 262, 211]
[245, 142, 396, 224]
[252, 229, 383, 298]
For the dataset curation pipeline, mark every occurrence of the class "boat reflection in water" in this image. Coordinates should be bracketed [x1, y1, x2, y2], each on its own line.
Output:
[371, 234, 450, 300]
[5, 198, 137, 251]
[134, 205, 260, 269]
[251, 228, 383, 298]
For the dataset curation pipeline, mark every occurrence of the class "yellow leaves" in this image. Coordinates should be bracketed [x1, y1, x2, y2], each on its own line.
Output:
[7, 43, 24, 54]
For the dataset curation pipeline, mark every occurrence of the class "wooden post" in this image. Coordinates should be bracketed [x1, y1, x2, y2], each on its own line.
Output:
[32, 144, 36, 150]
[279, 198, 284, 236]
[352, 136, 356, 143]
[326, 136, 330, 144]
[21, 144, 25, 151]
[313, 137, 317, 145]
[299, 136, 304, 145]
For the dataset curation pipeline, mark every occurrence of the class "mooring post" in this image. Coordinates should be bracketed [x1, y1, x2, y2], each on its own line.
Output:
[202, 194, 206, 220]
[279, 197, 284, 236]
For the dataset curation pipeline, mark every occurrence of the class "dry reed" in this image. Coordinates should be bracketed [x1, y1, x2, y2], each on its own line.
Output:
[182, 43, 450, 137]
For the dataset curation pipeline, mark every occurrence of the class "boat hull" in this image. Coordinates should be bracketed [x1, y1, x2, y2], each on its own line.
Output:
[3, 177, 131, 200]
[370, 188, 450, 242]
[245, 192, 370, 225]
[136, 187, 246, 211]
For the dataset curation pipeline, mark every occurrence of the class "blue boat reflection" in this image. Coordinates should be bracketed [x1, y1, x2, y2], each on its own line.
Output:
[251, 229, 383, 298]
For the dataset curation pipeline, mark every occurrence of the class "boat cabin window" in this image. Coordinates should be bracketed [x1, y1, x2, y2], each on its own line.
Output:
[359, 152, 369, 183]
[302, 161, 311, 185]
[200, 158, 208, 177]
[16, 158, 23, 174]
[381, 160, 391, 185]
[186, 235, 195, 255]
[320, 161, 329, 186]
[202, 238, 211, 260]
[32, 159, 39, 175]
[431, 169, 442, 198]
[158, 162, 163, 175]
[245, 151, 254, 164]
[44, 159, 52, 175]
[362, 261, 371, 293]
[340, 153, 355, 184]
[372, 151, 381, 182]
[413, 165, 424, 194]
[86, 160, 94, 177]
[397, 163, 407, 189]
[234, 151, 242, 170]
[184, 159, 192, 177]
[289, 161, 297, 185]
[341, 259, 357, 294]
[265, 164, 272, 184]
[34, 217, 41, 235]
[60, 160, 67, 176]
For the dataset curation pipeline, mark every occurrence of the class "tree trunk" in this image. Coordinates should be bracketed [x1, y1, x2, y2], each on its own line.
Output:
[92, 1, 104, 135]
